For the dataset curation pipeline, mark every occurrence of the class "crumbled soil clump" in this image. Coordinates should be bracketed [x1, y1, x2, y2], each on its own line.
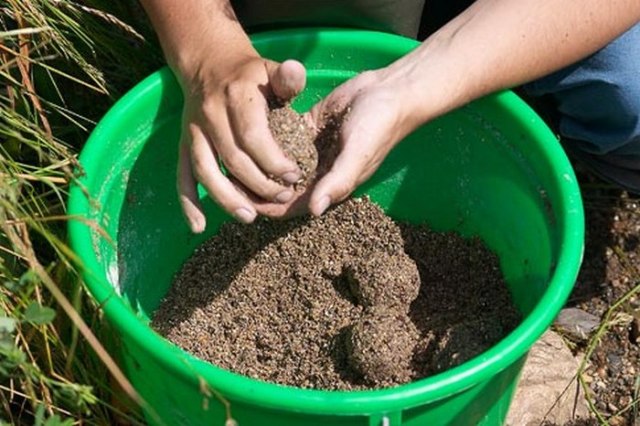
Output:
[347, 309, 419, 385]
[153, 198, 522, 390]
[312, 109, 343, 178]
[267, 102, 343, 191]
[268, 102, 317, 187]
[344, 253, 420, 312]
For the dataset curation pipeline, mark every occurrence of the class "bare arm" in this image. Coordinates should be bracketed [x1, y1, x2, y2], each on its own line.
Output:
[309, 0, 640, 215]
[139, 0, 306, 231]
[393, 0, 640, 128]
[140, 0, 250, 80]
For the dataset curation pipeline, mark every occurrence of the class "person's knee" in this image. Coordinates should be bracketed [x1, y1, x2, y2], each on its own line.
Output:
[563, 24, 640, 154]
[559, 74, 640, 156]
[559, 47, 640, 193]
[527, 23, 640, 156]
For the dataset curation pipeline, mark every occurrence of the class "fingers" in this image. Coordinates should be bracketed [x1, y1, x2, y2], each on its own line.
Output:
[309, 155, 363, 217]
[310, 160, 382, 217]
[308, 119, 385, 217]
[177, 140, 206, 233]
[230, 176, 311, 219]
[184, 123, 259, 225]
[225, 86, 301, 187]
[225, 59, 305, 184]
[307, 73, 406, 217]
[270, 59, 306, 101]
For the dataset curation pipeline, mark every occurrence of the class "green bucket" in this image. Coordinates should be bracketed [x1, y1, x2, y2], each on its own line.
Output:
[68, 29, 584, 425]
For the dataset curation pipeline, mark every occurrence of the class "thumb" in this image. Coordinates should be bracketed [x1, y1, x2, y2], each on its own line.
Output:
[269, 59, 306, 101]
[308, 141, 369, 217]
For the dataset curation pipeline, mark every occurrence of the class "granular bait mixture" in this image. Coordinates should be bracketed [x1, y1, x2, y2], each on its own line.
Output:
[152, 198, 522, 390]
[268, 102, 317, 188]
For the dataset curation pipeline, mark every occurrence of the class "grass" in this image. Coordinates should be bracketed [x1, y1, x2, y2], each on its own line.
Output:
[549, 181, 640, 425]
[1, 1, 161, 423]
[578, 281, 640, 425]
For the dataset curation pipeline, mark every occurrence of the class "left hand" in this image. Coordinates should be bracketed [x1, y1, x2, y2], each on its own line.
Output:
[306, 69, 422, 216]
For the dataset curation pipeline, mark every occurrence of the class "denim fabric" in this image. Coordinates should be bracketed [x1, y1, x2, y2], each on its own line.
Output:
[524, 23, 640, 191]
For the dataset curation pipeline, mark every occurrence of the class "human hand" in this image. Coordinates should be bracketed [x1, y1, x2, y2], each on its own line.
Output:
[177, 55, 307, 232]
[306, 69, 421, 216]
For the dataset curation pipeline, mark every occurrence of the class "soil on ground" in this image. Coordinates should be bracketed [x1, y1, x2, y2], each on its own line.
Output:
[152, 198, 522, 390]
[561, 168, 640, 426]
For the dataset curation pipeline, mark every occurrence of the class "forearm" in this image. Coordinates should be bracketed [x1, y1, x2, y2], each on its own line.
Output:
[139, 0, 255, 80]
[389, 0, 640, 125]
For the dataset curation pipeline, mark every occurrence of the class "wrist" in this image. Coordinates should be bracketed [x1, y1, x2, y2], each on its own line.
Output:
[170, 35, 259, 91]
[380, 34, 477, 128]
[141, 0, 258, 89]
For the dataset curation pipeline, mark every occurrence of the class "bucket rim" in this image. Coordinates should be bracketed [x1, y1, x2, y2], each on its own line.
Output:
[67, 28, 585, 415]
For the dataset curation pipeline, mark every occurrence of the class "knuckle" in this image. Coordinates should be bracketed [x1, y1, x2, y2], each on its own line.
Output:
[358, 70, 377, 84]
[220, 151, 242, 175]
[224, 80, 245, 101]
[238, 128, 263, 147]
[359, 70, 374, 79]
[200, 100, 218, 118]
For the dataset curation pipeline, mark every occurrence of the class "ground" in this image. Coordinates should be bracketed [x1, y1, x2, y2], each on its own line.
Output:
[562, 167, 640, 425]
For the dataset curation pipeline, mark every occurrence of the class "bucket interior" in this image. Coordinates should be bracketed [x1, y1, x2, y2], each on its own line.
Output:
[68, 29, 584, 424]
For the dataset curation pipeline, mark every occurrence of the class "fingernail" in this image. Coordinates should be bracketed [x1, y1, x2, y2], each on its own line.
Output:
[314, 196, 331, 216]
[275, 190, 294, 203]
[190, 217, 206, 234]
[234, 208, 256, 224]
[281, 171, 301, 185]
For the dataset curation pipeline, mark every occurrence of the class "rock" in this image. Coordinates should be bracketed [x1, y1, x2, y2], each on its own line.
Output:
[608, 415, 624, 426]
[630, 315, 640, 344]
[506, 330, 590, 426]
[553, 307, 600, 341]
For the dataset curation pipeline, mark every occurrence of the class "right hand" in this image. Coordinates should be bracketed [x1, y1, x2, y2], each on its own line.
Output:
[176, 53, 307, 233]
[306, 69, 424, 217]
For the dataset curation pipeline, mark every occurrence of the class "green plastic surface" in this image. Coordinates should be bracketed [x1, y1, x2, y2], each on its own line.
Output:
[68, 28, 584, 426]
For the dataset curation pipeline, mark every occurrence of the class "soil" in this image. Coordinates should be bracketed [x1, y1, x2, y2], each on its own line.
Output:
[560, 168, 640, 426]
[268, 102, 317, 188]
[267, 102, 343, 190]
[156, 98, 638, 417]
[346, 309, 419, 384]
[152, 197, 522, 390]
[344, 252, 420, 311]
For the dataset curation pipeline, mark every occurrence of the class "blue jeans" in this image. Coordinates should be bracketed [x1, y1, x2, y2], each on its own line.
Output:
[523, 22, 640, 192]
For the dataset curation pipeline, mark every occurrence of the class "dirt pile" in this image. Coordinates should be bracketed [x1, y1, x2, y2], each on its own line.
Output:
[152, 198, 522, 390]
[268, 102, 317, 188]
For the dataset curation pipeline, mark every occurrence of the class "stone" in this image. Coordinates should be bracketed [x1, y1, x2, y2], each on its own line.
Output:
[553, 307, 600, 341]
[506, 330, 590, 426]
